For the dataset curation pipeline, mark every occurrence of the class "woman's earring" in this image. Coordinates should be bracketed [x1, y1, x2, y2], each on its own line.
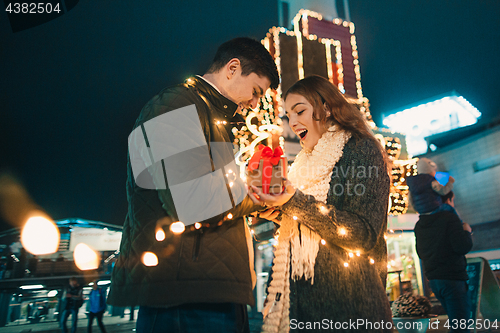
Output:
[326, 111, 331, 117]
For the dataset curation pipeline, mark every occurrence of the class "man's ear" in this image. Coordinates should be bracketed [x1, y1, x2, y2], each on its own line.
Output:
[226, 58, 241, 78]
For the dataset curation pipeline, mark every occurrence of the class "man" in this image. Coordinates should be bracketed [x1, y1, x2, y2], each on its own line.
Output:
[108, 37, 279, 332]
[61, 277, 83, 333]
[414, 191, 473, 333]
[87, 280, 107, 333]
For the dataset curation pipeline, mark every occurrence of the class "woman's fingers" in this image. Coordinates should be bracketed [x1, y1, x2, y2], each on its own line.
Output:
[259, 208, 276, 219]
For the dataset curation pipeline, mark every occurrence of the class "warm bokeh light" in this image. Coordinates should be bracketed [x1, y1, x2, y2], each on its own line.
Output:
[73, 243, 99, 270]
[227, 213, 233, 219]
[21, 215, 59, 255]
[142, 252, 158, 267]
[338, 228, 347, 236]
[194, 222, 201, 229]
[344, 262, 349, 268]
[320, 239, 326, 245]
[155, 229, 165, 241]
[170, 221, 185, 234]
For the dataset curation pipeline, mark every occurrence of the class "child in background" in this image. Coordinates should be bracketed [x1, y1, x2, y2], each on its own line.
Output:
[407, 158, 456, 215]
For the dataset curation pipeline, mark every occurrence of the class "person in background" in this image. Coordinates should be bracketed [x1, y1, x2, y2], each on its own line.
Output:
[407, 157, 456, 216]
[87, 280, 107, 333]
[414, 191, 473, 333]
[61, 277, 83, 333]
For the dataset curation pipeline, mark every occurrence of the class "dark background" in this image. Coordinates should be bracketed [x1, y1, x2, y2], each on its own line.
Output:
[1, 1, 499, 229]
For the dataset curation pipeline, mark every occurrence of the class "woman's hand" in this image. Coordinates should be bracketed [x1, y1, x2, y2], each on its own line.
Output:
[248, 178, 296, 207]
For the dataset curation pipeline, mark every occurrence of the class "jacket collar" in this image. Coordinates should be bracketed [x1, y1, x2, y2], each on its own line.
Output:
[186, 76, 238, 119]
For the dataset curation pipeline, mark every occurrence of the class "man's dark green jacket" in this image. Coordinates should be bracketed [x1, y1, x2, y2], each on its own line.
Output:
[108, 77, 261, 307]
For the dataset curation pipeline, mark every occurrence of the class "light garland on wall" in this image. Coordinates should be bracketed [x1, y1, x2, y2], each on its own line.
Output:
[293, 9, 364, 100]
[232, 92, 283, 180]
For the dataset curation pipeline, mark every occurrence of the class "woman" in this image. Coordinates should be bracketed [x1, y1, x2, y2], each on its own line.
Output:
[250, 75, 392, 332]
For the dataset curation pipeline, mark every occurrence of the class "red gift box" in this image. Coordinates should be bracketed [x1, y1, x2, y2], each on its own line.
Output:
[247, 145, 287, 194]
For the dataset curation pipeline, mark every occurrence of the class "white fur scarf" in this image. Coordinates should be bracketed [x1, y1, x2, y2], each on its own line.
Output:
[261, 125, 351, 333]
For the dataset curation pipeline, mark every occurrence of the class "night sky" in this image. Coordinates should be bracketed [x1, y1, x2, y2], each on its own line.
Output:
[1, 1, 499, 229]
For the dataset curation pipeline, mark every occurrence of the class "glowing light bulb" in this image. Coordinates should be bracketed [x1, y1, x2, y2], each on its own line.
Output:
[194, 222, 202, 229]
[155, 229, 166, 241]
[227, 213, 233, 219]
[319, 205, 329, 215]
[344, 262, 349, 268]
[293, 216, 298, 220]
[170, 222, 185, 234]
[74, 243, 99, 271]
[338, 228, 347, 236]
[349, 252, 354, 258]
[369, 258, 375, 264]
[21, 215, 59, 255]
[320, 239, 326, 245]
[356, 252, 360, 257]
[142, 252, 158, 267]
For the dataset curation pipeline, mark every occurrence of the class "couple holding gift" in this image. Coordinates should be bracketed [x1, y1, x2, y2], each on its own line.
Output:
[109, 37, 392, 333]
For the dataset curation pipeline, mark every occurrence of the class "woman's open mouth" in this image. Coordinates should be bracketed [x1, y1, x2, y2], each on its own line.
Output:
[297, 129, 308, 140]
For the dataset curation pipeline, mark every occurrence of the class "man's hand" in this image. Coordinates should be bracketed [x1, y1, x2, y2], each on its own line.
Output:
[462, 222, 472, 233]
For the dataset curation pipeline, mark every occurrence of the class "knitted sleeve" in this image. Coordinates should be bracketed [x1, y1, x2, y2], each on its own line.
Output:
[281, 138, 390, 252]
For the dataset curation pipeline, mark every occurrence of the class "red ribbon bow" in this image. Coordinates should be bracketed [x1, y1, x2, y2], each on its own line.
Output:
[247, 145, 284, 194]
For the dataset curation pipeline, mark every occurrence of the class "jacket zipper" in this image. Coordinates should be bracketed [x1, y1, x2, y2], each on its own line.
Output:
[192, 230, 203, 261]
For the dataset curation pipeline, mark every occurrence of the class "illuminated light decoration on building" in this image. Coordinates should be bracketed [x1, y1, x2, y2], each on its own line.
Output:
[232, 93, 283, 180]
[382, 92, 481, 156]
